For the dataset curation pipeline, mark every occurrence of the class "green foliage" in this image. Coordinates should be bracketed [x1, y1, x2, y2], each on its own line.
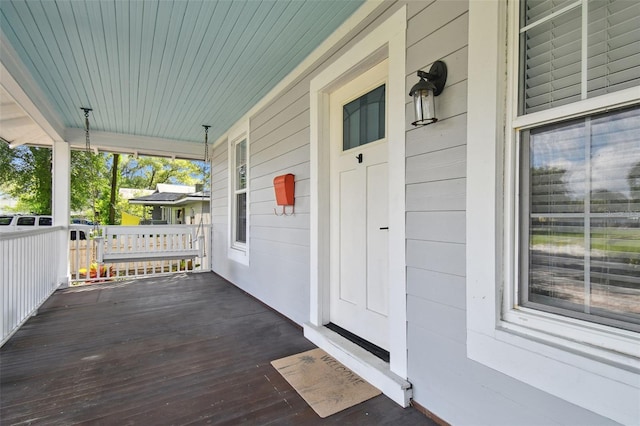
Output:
[72, 150, 110, 218]
[1, 145, 53, 214]
[1, 145, 108, 216]
[119, 155, 205, 189]
[1, 145, 209, 225]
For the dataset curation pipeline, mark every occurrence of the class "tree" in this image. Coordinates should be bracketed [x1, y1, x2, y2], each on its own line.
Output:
[628, 162, 640, 195]
[0, 145, 53, 214]
[119, 156, 204, 189]
[0, 144, 108, 215]
[108, 153, 120, 225]
[1, 144, 208, 224]
[72, 150, 109, 219]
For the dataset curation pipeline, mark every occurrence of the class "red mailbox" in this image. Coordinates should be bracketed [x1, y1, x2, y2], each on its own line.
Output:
[273, 174, 295, 206]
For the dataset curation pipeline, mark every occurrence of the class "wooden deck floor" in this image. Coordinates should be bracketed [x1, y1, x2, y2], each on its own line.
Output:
[1, 273, 434, 425]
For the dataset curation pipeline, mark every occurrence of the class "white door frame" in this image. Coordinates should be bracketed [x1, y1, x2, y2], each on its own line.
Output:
[308, 6, 407, 379]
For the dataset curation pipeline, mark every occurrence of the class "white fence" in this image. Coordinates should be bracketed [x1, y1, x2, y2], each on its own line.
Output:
[1, 227, 64, 346]
[69, 224, 212, 284]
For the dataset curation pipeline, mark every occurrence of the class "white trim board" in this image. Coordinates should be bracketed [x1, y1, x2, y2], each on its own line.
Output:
[304, 323, 412, 406]
[0, 32, 65, 142]
[64, 128, 206, 160]
[306, 5, 409, 407]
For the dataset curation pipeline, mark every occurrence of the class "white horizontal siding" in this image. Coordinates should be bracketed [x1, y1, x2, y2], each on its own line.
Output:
[212, 0, 615, 423]
[406, 178, 466, 212]
[404, 2, 612, 424]
[406, 145, 466, 184]
[406, 267, 465, 310]
[251, 94, 310, 147]
[406, 240, 466, 276]
[406, 12, 469, 79]
[406, 211, 465, 244]
[211, 143, 229, 265]
[252, 127, 310, 169]
[210, 69, 312, 324]
[406, 112, 467, 157]
[252, 197, 310, 216]
[407, 297, 466, 344]
[406, 0, 468, 52]
[251, 145, 309, 181]
[408, 324, 619, 426]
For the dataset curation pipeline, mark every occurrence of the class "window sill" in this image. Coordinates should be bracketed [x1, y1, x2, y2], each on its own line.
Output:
[228, 245, 249, 266]
[503, 308, 640, 362]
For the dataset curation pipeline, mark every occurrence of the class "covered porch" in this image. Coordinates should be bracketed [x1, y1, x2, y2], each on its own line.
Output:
[0, 272, 432, 425]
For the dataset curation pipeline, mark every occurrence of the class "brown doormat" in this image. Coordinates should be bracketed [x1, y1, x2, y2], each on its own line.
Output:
[271, 348, 381, 418]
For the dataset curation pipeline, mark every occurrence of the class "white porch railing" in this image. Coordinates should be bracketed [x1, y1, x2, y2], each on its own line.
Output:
[69, 224, 211, 285]
[1, 227, 64, 346]
[1, 224, 211, 345]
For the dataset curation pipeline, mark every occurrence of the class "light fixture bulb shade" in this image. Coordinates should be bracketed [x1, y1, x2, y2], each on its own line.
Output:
[409, 61, 447, 126]
[411, 85, 437, 126]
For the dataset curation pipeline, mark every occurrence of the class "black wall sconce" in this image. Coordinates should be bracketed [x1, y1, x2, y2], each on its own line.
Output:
[409, 60, 447, 126]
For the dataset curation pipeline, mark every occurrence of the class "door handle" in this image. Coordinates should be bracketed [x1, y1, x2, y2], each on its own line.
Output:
[356, 153, 363, 163]
[379, 227, 389, 230]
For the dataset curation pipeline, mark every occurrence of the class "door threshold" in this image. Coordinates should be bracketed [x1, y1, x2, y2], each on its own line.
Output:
[325, 322, 390, 362]
[303, 322, 412, 407]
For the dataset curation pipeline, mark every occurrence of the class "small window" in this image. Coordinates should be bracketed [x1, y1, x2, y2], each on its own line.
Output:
[0, 216, 12, 225]
[342, 84, 385, 150]
[17, 217, 36, 226]
[236, 192, 247, 244]
[39, 217, 52, 226]
[231, 137, 248, 247]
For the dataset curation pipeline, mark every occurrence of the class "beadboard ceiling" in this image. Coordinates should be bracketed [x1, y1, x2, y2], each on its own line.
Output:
[0, 0, 364, 156]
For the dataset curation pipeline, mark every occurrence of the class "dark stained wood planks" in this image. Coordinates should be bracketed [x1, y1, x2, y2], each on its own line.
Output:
[1, 272, 434, 425]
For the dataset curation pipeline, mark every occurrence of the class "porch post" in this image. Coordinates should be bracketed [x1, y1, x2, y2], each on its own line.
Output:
[52, 139, 70, 288]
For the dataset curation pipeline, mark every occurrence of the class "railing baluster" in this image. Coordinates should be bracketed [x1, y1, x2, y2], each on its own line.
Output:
[1, 228, 64, 346]
[66, 224, 212, 285]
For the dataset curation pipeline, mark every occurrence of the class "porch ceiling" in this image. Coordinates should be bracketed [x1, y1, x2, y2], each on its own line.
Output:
[0, 0, 364, 156]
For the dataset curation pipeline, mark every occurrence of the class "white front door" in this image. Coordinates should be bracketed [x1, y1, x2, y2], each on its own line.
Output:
[329, 60, 389, 350]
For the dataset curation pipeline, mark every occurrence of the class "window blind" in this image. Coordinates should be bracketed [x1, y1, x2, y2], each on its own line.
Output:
[523, 0, 577, 26]
[523, 106, 640, 330]
[521, 0, 640, 115]
[587, 1, 640, 98]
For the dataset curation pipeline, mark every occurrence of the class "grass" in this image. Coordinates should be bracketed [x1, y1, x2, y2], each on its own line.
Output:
[531, 229, 640, 254]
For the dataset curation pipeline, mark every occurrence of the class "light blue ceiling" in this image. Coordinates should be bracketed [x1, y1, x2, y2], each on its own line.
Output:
[0, 0, 364, 145]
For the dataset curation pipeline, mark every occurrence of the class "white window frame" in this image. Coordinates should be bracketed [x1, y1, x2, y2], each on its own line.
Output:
[466, 1, 640, 424]
[227, 122, 250, 265]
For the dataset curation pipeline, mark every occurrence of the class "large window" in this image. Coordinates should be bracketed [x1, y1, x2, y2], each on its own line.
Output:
[520, 106, 640, 332]
[466, 1, 639, 422]
[517, 0, 640, 334]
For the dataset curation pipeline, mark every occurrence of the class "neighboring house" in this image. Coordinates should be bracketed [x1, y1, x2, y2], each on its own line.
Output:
[118, 187, 154, 201]
[1, 1, 638, 425]
[128, 184, 210, 226]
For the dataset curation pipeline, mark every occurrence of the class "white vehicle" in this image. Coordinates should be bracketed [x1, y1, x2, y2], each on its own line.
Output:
[0, 214, 52, 231]
[0, 215, 88, 239]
